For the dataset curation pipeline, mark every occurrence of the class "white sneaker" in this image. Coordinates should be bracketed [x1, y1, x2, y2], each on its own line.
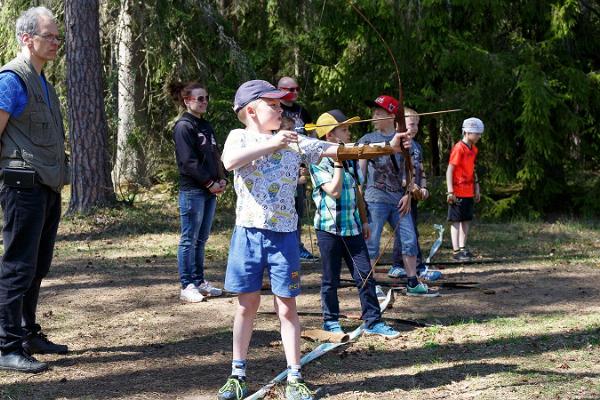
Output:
[197, 281, 223, 297]
[180, 283, 206, 303]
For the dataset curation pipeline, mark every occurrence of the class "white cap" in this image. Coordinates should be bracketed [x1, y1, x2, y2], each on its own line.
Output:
[462, 117, 484, 134]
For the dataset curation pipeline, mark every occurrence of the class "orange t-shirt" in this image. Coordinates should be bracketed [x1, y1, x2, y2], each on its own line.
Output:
[449, 141, 478, 198]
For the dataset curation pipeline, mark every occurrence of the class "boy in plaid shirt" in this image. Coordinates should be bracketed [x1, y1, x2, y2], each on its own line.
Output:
[310, 110, 400, 339]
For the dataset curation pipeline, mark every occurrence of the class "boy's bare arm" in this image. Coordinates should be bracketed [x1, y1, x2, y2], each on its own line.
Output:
[319, 162, 344, 199]
[222, 130, 298, 171]
[446, 164, 456, 203]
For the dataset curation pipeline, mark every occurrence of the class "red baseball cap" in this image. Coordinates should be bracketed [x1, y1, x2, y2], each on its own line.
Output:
[365, 95, 400, 115]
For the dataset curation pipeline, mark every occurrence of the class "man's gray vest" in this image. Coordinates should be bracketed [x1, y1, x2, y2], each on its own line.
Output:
[0, 54, 68, 192]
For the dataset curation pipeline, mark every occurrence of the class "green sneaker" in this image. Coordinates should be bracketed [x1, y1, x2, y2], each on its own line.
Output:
[217, 376, 249, 400]
[406, 282, 440, 297]
[285, 378, 314, 400]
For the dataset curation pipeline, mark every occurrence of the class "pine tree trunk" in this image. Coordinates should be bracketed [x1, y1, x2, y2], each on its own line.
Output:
[113, 0, 148, 187]
[65, 0, 116, 214]
[428, 118, 440, 176]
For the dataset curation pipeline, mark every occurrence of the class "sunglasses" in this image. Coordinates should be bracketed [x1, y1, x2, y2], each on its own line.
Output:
[188, 95, 210, 102]
[280, 87, 300, 93]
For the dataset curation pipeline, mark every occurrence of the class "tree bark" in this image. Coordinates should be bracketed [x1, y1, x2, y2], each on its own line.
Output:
[113, 0, 149, 187]
[65, 0, 116, 214]
[428, 118, 440, 177]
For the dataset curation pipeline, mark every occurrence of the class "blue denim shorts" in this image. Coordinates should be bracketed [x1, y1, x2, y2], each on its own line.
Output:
[224, 226, 301, 298]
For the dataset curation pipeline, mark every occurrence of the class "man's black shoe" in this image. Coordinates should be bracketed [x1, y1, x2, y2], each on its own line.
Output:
[23, 332, 68, 355]
[0, 350, 48, 373]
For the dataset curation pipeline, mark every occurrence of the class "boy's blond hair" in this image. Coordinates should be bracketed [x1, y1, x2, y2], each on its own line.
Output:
[404, 107, 420, 122]
[236, 99, 261, 124]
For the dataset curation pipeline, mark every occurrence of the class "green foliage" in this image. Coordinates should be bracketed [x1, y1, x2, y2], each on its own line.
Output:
[0, 0, 597, 217]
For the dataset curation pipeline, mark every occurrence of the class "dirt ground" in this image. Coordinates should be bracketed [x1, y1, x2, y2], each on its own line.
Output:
[0, 209, 599, 400]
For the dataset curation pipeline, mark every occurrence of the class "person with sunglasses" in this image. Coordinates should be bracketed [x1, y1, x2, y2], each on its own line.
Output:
[168, 81, 226, 303]
[277, 76, 318, 262]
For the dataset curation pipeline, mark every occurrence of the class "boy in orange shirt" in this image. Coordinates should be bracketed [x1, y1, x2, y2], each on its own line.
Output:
[446, 118, 484, 261]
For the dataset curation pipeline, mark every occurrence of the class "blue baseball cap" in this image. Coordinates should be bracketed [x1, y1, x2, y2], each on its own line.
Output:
[233, 80, 288, 113]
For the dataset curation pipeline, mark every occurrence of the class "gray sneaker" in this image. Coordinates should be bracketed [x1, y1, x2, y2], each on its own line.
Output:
[286, 378, 314, 400]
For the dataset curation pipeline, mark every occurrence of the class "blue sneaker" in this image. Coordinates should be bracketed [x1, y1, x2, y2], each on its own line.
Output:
[418, 267, 442, 282]
[299, 246, 319, 261]
[217, 376, 248, 400]
[365, 322, 400, 339]
[322, 320, 344, 333]
[406, 282, 440, 297]
[387, 265, 407, 278]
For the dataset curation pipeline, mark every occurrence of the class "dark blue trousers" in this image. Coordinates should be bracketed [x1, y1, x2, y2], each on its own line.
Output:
[316, 230, 381, 329]
[0, 184, 61, 352]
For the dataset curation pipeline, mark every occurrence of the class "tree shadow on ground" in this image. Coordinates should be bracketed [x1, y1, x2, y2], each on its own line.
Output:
[0, 326, 597, 399]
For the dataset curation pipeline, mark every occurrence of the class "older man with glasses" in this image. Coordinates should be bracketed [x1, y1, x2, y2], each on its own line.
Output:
[277, 76, 318, 262]
[0, 6, 69, 373]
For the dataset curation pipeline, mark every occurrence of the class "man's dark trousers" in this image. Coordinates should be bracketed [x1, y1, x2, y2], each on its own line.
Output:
[0, 184, 61, 353]
[316, 230, 380, 329]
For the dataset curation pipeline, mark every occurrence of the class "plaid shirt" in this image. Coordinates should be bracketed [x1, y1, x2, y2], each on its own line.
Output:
[310, 158, 363, 236]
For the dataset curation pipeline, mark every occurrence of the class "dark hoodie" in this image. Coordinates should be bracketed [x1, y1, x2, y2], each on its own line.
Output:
[173, 112, 226, 191]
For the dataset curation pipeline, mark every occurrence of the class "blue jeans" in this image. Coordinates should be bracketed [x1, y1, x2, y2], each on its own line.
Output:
[366, 202, 417, 261]
[177, 190, 217, 288]
[316, 230, 380, 329]
[393, 199, 423, 266]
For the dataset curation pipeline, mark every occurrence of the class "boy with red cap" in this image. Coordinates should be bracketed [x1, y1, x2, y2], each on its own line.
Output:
[446, 117, 484, 261]
[218, 80, 412, 400]
[358, 95, 437, 296]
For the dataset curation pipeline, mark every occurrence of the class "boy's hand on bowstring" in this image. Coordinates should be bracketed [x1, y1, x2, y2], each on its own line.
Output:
[390, 131, 412, 152]
[272, 130, 298, 149]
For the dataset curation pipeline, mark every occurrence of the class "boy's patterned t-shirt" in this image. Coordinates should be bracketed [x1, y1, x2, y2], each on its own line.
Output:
[223, 129, 328, 232]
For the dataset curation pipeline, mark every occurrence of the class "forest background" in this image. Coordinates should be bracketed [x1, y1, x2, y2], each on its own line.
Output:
[0, 0, 599, 220]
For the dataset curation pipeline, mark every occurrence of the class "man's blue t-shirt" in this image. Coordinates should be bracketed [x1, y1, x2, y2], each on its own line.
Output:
[0, 71, 50, 118]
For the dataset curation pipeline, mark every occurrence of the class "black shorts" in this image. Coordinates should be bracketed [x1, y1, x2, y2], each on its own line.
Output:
[447, 197, 474, 222]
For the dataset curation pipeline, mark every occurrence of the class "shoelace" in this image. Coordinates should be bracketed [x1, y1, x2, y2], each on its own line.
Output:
[288, 381, 314, 399]
[219, 378, 245, 398]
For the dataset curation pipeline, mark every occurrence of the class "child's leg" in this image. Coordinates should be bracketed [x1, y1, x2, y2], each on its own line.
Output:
[233, 292, 261, 361]
[450, 222, 461, 250]
[316, 230, 343, 323]
[365, 202, 388, 265]
[341, 235, 380, 328]
[391, 210, 418, 277]
[273, 295, 301, 366]
[459, 221, 471, 249]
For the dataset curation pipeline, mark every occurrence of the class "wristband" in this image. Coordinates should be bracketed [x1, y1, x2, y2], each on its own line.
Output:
[333, 165, 344, 169]
[205, 180, 215, 189]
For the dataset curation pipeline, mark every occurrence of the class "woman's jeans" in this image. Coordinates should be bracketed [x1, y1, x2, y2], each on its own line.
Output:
[177, 190, 217, 288]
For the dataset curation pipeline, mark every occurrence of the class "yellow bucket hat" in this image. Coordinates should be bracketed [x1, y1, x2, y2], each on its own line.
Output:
[308, 109, 360, 138]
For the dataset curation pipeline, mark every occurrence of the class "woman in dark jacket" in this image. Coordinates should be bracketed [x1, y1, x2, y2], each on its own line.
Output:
[169, 81, 226, 302]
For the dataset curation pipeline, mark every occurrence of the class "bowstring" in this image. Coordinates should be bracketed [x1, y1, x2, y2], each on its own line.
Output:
[296, 0, 328, 269]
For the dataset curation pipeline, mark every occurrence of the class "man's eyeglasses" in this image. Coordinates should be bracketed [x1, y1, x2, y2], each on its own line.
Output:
[34, 33, 63, 43]
[188, 95, 210, 102]
[280, 87, 300, 93]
